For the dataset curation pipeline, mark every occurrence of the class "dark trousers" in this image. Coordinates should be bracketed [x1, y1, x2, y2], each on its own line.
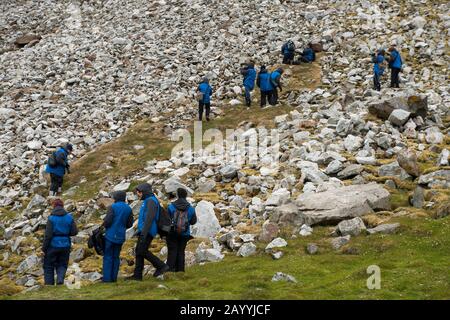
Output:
[133, 236, 165, 279]
[390, 68, 400, 88]
[43, 246, 70, 285]
[260, 90, 273, 107]
[103, 239, 123, 282]
[198, 101, 210, 121]
[271, 88, 279, 105]
[282, 52, 294, 64]
[50, 173, 63, 193]
[244, 87, 252, 107]
[166, 234, 189, 272]
[373, 73, 381, 91]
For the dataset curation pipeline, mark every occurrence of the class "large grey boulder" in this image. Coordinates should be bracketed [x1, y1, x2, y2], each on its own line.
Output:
[191, 200, 221, 238]
[195, 248, 224, 263]
[163, 176, 194, 195]
[397, 150, 420, 177]
[272, 184, 390, 226]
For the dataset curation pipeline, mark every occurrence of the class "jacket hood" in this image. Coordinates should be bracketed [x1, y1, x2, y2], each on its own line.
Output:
[275, 68, 283, 74]
[51, 206, 67, 216]
[173, 198, 190, 211]
[136, 183, 153, 198]
[112, 191, 127, 202]
[259, 66, 268, 73]
[201, 77, 209, 84]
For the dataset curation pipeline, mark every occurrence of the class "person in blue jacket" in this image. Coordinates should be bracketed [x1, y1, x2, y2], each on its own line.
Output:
[270, 68, 284, 105]
[372, 49, 385, 91]
[45, 143, 73, 196]
[127, 183, 169, 280]
[166, 188, 197, 272]
[240, 61, 257, 107]
[256, 66, 274, 108]
[197, 77, 213, 121]
[388, 44, 402, 88]
[281, 40, 295, 64]
[299, 43, 316, 63]
[102, 191, 133, 282]
[42, 199, 78, 285]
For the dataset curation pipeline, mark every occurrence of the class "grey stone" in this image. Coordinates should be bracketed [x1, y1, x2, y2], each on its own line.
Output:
[196, 248, 224, 263]
[331, 235, 351, 250]
[265, 237, 287, 252]
[191, 200, 221, 238]
[337, 217, 366, 236]
[306, 243, 319, 255]
[236, 242, 257, 257]
[388, 109, 411, 126]
[367, 223, 400, 235]
[337, 164, 363, 179]
[378, 161, 411, 180]
[271, 272, 297, 283]
[17, 255, 40, 274]
[418, 170, 450, 188]
[411, 186, 425, 208]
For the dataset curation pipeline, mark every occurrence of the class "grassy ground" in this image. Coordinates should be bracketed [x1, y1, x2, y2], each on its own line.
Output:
[9, 215, 450, 300]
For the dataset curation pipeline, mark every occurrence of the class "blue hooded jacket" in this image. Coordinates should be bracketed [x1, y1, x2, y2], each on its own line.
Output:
[243, 67, 257, 90]
[104, 194, 133, 245]
[390, 49, 402, 69]
[137, 195, 160, 238]
[167, 198, 197, 237]
[45, 207, 77, 249]
[257, 68, 273, 92]
[373, 53, 385, 76]
[198, 78, 213, 104]
[45, 147, 68, 177]
[302, 47, 315, 62]
[270, 69, 282, 89]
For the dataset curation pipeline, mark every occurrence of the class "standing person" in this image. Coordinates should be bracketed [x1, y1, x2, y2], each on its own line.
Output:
[270, 68, 284, 105]
[102, 191, 133, 283]
[372, 49, 385, 91]
[127, 183, 169, 280]
[166, 188, 197, 272]
[197, 77, 213, 121]
[256, 66, 274, 108]
[281, 40, 295, 64]
[240, 61, 257, 107]
[45, 143, 73, 197]
[42, 199, 78, 285]
[388, 44, 402, 88]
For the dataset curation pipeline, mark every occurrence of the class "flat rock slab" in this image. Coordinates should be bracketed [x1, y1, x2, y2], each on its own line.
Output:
[292, 183, 390, 225]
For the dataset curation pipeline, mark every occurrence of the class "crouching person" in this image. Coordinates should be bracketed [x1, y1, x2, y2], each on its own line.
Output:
[166, 188, 197, 272]
[127, 183, 169, 280]
[42, 199, 78, 285]
[102, 191, 133, 283]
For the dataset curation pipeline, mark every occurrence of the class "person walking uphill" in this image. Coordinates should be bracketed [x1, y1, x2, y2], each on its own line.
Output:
[388, 44, 402, 88]
[45, 143, 73, 197]
[42, 199, 78, 285]
[256, 66, 274, 108]
[102, 191, 133, 283]
[270, 68, 284, 105]
[166, 188, 197, 272]
[372, 49, 385, 91]
[197, 77, 213, 121]
[240, 61, 257, 107]
[127, 183, 169, 280]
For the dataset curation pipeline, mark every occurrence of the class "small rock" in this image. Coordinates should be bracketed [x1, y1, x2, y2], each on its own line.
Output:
[306, 243, 319, 255]
[271, 272, 297, 283]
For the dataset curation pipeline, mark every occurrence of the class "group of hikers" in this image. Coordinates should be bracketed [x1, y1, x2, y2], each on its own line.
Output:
[42, 182, 197, 285]
[40, 38, 405, 285]
[371, 43, 403, 91]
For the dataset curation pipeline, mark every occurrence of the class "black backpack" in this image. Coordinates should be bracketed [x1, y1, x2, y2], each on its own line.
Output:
[157, 205, 172, 237]
[48, 152, 57, 168]
[87, 227, 105, 256]
[286, 40, 295, 52]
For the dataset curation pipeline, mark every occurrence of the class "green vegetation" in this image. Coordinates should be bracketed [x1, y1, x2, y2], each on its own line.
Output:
[10, 216, 450, 300]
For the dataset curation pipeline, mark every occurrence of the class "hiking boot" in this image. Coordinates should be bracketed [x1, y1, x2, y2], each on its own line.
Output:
[153, 264, 170, 278]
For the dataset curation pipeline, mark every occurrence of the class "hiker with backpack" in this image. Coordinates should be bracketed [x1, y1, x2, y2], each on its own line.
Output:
[372, 49, 386, 91]
[388, 44, 403, 88]
[270, 68, 284, 105]
[281, 40, 296, 64]
[166, 188, 197, 272]
[45, 143, 73, 197]
[42, 199, 78, 285]
[240, 61, 257, 107]
[127, 183, 169, 280]
[197, 77, 213, 121]
[256, 65, 274, 108]
[102, 191, 133, 283]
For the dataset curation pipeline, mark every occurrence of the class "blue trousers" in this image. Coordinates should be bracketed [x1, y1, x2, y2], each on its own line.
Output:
[43, 246, 70, 285]
[103, 239, 123, 282]
[244, 86, 253, 107]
